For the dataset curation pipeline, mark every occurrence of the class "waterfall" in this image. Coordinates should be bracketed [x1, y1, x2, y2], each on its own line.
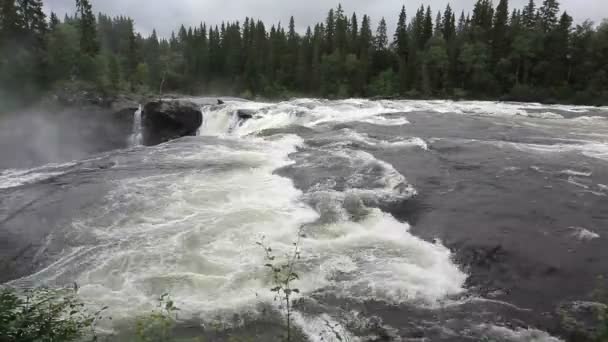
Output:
[198, 105, 242, 136]
[129, 105, 143, 146]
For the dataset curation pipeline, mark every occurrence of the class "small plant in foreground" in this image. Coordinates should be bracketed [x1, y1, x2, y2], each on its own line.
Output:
[0, 285, 106, 342]
[135, 293, 180, 342]
[257, 226, 305, 342]
[319, 317, 350, 342]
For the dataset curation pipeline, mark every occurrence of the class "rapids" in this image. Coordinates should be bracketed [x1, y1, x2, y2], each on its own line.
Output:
[2, 98, 608, 341]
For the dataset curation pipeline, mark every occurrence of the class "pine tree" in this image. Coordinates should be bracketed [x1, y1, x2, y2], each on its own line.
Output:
[310, 23, 323, 93]
[357, 15, 372, 95]
[334, 4, 348, 53]
[522, 0, 536, 29]
[49, 12, 59, 31]
[394, 6, 409, 94]
[359, 15, 372, 57]
[108, 54, 120, 90]
[325, 8, 335, 53]
[296, 26, 312, 91]
[442, 4, 456, 42]
[1, 0, 22, 43]
[411, 6, 426, 49]
[493, 0, 510, 59]
[75, 0, 98, 56]
[435, 11, 443, 37]
[126, 18, 138, 88]
[375, 17, 388, 50]
[472, 0, 495, 41]
[423, 6, 433, 46]
[539, 0, 560, 32]
[350, 12, 358, 53]
[394, 6, 408, 57]
[457, 11, 467, 35]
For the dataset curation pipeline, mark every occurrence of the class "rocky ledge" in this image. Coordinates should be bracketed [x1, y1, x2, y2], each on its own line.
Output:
[142, 100, 203, 145]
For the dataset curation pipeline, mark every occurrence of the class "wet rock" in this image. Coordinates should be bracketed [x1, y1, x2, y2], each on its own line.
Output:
[109, 94, 140, 113]
[142, 100, 203, 146]
[458, 244, 507, 269]
[237, 109, 256, 120]
[111, 107, 138, 127]
[257, 125, 316, 138]
[217, 99, 225, 105]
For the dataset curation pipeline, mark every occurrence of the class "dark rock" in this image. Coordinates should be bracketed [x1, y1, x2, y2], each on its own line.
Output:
[217, 99, 225, 105]
[111, 107, 138, 126]
[142, 100, 202, 145]
[458, 244, 507, 269]
[256, 125, 317, 138]
[109, 95, 141, 112]
[237, 109, 255, 120]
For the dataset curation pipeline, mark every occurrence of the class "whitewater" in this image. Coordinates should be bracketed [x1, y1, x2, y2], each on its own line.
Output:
[3, 98, 608, 341]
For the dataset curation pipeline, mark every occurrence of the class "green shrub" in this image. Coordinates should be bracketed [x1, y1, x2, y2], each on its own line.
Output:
[135, 293, 179, 342]
[0, 286, 104, 342]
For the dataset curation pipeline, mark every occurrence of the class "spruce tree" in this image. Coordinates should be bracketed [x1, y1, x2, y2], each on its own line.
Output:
[492, 0, 510, 59]
[394, 6, 408, 57]
[324, 8, 335, 53]
[394, 6, 408, 95]
[49, 12, 59, 31]
[423, 6, 433, 46]
[1, 0, 21, 44]
[539, 0, 560, 32]
[350, 12, 358, 53]
[75, 0, 98, 56]
[334, 4, 348, 53]
[375, 17, 388, 50]
[442, 4, 456, 42]
[522, 0, 537, 29]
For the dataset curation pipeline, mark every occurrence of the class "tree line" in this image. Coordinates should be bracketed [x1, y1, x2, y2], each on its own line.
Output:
[1, 0, 608, 108]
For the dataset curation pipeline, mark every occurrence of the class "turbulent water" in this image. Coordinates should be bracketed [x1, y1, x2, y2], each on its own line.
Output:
[2, 99, 608, 341]
[129, 105, 143, 146]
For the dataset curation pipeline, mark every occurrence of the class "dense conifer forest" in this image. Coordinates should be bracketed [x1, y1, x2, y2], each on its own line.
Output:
[1, 0, 608, 108]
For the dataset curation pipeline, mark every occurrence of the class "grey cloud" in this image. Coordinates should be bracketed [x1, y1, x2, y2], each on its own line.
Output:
[45, 0, 608, 38]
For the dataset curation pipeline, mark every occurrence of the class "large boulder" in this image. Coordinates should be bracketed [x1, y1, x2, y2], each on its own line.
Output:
[142, 100, 202, 145]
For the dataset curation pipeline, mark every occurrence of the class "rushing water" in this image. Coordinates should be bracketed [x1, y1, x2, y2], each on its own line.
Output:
[129, 105, 143, 146]
[2, 98, 608, 341]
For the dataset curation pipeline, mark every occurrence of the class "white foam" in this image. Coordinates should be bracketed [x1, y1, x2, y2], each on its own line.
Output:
[569, 227, 600, 241]
[198, 99, 415, 136]
[12, 135, 317, 317]
[195, 99, 608, 139]
[358, 115, 410, 126]
[525, 112, 565, 119]
[11, 133, 464, 327]
[128, 105, 143, 146]
[567, 177, 590, 190]
[0, 162, 76, 190]
[301, 209, 466, 305]
[293, 313, 359, 342]
[334, 129, 428, 150]
[199, 104, 248, 136]
[560, 169, 592, 177]
[571, 116, 607, 122]
[476, 324, 563, 342]
[495, 141, 608, 162]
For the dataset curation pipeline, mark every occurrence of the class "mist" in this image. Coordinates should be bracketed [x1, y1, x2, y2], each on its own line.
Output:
[0, 107, 133, 170]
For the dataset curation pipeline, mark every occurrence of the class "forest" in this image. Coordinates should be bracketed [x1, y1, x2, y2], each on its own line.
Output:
[1, 0, 608, 109]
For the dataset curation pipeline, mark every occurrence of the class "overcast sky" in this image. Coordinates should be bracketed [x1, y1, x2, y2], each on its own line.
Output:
[44, 0, 608, 38]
